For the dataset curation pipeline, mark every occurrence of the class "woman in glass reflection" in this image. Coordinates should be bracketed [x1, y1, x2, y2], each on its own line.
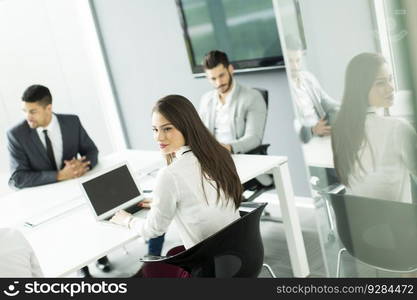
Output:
[332, 53, 417, 203]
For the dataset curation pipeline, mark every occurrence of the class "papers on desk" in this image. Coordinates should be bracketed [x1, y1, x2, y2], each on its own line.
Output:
[24, 198, 86, 228]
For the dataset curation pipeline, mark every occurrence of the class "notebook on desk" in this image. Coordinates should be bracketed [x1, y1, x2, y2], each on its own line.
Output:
[80, 162, 145, 222]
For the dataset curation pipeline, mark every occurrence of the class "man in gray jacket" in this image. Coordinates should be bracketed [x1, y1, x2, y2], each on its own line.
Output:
[286, 36, 339, 144]
[199, 50, 267, 154]
[286, 36, 340, 187]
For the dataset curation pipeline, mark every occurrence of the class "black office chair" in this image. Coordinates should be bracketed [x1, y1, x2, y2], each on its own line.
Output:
[140, 202, 276, 277]
[248, 87, 270, 155]
[243, 88, 274, 202]
[328, 193, 417, 277]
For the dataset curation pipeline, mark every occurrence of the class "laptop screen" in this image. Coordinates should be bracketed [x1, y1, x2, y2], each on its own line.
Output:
[82, 164, 141, 216]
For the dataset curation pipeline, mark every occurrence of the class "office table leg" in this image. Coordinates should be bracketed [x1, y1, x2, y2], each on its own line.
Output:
[272, 163, 310, 277]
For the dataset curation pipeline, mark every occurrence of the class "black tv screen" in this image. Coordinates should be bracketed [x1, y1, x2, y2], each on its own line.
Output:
[176, 0, 284, 75]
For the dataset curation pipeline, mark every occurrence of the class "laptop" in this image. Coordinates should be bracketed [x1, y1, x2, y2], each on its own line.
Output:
[80, 162, 145, 222]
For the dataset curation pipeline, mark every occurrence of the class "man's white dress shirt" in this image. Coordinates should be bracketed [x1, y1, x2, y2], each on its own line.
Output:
[36, 114, 63, 169]
[214, 82, 236, 144]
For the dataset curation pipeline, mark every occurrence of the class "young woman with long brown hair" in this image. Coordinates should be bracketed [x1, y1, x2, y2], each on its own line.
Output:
[111, 95, 243, 276]
[332, 53, 417, 203]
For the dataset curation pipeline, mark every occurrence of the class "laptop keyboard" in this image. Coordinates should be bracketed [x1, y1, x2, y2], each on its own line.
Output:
[104, 204, 144, 221]
[124, 204, 143, 215]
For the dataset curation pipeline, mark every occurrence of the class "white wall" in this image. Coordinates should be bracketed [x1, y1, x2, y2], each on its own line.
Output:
[0, 0, 121, 179]
[300, 0, 378, 100]
[405, 0, 417, 95]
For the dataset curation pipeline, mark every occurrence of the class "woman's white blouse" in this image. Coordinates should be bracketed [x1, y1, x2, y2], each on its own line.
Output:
[347, 113, 417, 203]
[129, 146, 240, 249]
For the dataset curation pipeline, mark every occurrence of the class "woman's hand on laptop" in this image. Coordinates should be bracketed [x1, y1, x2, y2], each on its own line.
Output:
[110, 210, 133, 227]
[138, 198, 152, 208]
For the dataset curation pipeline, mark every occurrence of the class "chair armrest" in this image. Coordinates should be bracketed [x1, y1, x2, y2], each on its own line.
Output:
[245, 144, 270, 155]
[327, 184, 346, 195]
[139, 255, 169, 263]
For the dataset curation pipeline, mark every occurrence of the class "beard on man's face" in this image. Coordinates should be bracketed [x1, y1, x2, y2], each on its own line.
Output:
[217, 73, 233, 94]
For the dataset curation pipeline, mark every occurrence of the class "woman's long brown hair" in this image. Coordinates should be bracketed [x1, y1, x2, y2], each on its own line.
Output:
[332, 53, 386, 186]
[152, 95, 242, 209]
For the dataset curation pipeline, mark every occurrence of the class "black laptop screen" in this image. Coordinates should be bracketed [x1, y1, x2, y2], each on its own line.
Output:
[82, 165, 140, 216]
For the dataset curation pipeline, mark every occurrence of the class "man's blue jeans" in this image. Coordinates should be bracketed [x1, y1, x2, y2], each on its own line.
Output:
[148, 234, 165, 256]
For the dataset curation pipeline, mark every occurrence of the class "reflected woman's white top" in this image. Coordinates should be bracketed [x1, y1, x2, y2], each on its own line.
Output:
[347, 109, 417, 203]
[129, 146, 240, 249]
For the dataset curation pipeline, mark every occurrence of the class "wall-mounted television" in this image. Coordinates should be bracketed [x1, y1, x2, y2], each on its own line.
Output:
[176, 0, 284, 75]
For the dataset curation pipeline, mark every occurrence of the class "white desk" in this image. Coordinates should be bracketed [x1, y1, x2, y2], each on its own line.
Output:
[302, 136, 334, 169]
[0, 150, 309, 277]
[0, 172, 12, 198]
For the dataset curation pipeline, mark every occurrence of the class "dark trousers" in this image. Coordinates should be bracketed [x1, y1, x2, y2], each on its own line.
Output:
[148, 234, 165, 256]
[136, 246, 190, 278]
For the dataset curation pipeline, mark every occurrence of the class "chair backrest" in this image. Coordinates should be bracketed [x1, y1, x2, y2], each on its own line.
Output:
[253, 87, 269, 108]
[328, 193, 417, 272]
[160, 202, 267, 277]
[245, 87, 270, 155]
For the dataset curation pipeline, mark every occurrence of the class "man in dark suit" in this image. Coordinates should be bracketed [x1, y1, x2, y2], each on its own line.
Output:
[7, 95, 97, 187]
[7, 84, 110, 276]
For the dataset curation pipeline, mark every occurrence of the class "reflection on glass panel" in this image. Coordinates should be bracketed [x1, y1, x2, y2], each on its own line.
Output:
[332, 53, 417, 203]
[275, 0, 417, 277]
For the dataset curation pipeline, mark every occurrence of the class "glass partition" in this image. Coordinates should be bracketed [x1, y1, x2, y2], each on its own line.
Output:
[274, 0, 417, 277]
